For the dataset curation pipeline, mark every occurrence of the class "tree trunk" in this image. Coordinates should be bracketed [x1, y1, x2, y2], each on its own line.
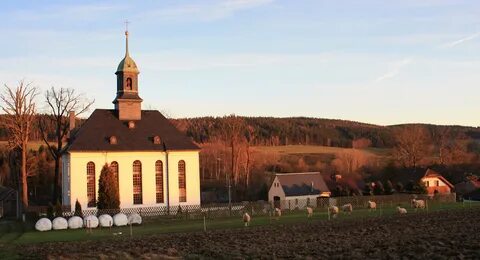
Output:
[53, 157, 60, 203]
[21, 143, 28, 207]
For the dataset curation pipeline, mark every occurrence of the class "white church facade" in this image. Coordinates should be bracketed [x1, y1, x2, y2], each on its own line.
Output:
[62, 30, 201, 211]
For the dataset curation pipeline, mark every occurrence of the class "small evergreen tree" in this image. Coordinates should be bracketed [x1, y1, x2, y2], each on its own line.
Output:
[54, 200, 63, 217]
[363, 183, 373, 196]
[373, 181, 384, 195]
[74, 199, 83, 218]
[384, 180, 394, 195]
[413, 181, 428, 194]
[395, 182, 404, 193]
[97, 163, 120, 209]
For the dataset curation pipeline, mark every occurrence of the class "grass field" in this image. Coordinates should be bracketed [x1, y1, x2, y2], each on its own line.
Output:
[254, 144, 391, 157]
[0, 201, 477, 246]
[0, 141, 55, 150]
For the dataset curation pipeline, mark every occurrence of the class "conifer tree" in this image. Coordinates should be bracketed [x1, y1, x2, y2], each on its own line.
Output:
[97, 163, 120, 209]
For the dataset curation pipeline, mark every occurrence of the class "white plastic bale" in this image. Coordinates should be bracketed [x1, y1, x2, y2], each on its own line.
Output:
[98, 214, 114, 227]
[68, 216, 83, 229]
[52, 217, 68, 230]
[35, 218, 52, 232]
[84, 215, 99, 228]
[113, 213, 128, 226]
[128, 213, 142, 225]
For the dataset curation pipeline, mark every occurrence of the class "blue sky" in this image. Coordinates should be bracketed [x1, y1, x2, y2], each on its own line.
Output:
[1, 0, 479, 126]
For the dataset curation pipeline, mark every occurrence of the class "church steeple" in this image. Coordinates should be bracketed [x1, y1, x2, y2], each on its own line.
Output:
[113, 23, 143, 121]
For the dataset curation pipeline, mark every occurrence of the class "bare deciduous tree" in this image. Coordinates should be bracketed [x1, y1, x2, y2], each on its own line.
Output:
[393, 125, 429, 169]
[0, 81, 38, 207]
[221, 115, 245, 186]
[39, 87, 93, 203]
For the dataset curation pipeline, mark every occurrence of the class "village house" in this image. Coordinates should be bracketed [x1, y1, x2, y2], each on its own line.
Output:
[268, 172, 330, 210]
[421, 169, 454, 195]
[62, 30, 201, 211]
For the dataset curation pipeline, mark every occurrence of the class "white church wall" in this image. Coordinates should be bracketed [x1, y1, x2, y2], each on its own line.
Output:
[66, 150, 200, 211]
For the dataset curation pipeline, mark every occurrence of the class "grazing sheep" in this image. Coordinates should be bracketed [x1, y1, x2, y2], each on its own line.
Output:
[274, 208, 282, 220]
[342, 203, 353, 214]
[328, 206, 339, 218]
[243, 213, 251, 227]
[411, 199, 426, 210]
[397, 206, 407, 215]
[367, 201, 377, 211]
[306, 207, 313, 218]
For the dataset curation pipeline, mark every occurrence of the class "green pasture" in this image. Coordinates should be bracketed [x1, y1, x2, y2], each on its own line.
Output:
[0, 201, 478, 246]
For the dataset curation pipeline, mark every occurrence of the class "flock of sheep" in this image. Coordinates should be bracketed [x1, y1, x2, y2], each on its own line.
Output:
[35, 213, 143, 232]
[242, 198, 427, 226]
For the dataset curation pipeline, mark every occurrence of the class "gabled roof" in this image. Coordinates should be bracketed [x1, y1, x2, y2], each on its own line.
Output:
[275, 172, 330, 197]
[67, 109, 199, 152]
[423, 169, 454, 188]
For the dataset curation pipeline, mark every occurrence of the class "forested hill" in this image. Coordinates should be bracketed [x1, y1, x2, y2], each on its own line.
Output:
[0, 115, 479, 149]
[171, 116, 480, 149]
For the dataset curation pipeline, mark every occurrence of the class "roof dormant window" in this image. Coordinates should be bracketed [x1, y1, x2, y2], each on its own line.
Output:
[153, 135, 161, 144]
[128, 121, 135, 129]
[109, 136, 118, 144]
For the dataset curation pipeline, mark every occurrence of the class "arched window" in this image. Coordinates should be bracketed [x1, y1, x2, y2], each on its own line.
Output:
[155, 160, 164, 203]
[133, 160, 142, 204]
[126, 77, 132, 90]
[178, 160, 186, 202]
[110, 161, 119, 191]
[87, 162, 96, 207]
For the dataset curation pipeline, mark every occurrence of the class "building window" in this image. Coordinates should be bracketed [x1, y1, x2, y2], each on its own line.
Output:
[425, 181, 429, 187]
[178, 160, 186, 202]
[133, 160, 142, 204]
[126, 77, 132, 90]
[435, 180, 439, 186]
[110, 161, 119, 190]
[87, 162, 95, 207]
[155, 160, 164, 203]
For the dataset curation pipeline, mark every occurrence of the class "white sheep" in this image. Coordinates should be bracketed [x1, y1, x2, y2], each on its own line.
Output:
[306, 207, 313, 218]
[243, 213, 251, 227]
[397, 206, 407, 215]
[342, 203, 353, 214]
[367, 201, 377, 211]
[274, 207, 282, 220]
[411, 199, 426, 210]
[328, 206, 339, 218]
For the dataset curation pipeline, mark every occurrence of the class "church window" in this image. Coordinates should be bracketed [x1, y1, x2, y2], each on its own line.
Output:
[111, 161, 119, 191]
[87, 162, 96, 207]
[126, 77, 132, 90]
[128, 121, 135, 129]
[133, 160, 142, 204]
[178, 160, 186, 202]
[155, 160, 164, 203]
[153, 135, 161, 144]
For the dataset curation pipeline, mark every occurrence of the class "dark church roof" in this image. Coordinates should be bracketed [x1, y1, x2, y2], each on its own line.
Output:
[275, 172, 330, 197]
[67, 109, 199, 152]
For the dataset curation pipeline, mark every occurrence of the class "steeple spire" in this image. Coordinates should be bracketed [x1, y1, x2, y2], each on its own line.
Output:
[125, 20, 130, 57]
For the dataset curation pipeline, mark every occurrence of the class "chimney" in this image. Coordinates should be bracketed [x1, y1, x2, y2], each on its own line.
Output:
[69, 111, 75, 131]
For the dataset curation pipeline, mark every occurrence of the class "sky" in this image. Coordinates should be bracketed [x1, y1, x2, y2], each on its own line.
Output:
[1, 0, 479, 126]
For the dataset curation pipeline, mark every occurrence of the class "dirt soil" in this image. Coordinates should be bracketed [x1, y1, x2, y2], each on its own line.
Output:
[20, 208, 480, 259]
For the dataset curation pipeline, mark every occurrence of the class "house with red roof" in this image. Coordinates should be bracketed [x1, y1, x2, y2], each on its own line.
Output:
[421, 169, 454, 195]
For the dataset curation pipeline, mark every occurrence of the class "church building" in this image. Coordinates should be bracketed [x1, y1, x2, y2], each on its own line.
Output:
[62, 29, 201, 211]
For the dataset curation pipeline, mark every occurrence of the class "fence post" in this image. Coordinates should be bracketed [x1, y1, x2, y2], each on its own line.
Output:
[203, 216, 206, 232]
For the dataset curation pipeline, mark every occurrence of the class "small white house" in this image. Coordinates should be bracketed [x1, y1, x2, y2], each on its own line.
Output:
[268, 172, 330, 210]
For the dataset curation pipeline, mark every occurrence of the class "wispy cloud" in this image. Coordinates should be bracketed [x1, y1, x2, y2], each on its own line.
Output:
[439, 32, 480, 48]
[137, 0, 274, 22]
[374, 58, 413, 82]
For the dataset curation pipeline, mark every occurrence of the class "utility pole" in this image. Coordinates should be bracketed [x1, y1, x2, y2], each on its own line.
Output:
[228, 174, 232, 216]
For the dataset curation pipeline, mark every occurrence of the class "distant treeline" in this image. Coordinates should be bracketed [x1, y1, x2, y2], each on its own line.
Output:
[172, 116, 480, 148]
[0, 114, 479, 149]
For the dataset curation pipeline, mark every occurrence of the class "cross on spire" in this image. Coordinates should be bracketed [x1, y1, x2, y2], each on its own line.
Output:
[125, 19, 130, 32]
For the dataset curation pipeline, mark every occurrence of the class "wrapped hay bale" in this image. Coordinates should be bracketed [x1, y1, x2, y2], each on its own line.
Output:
[99, 214, 113, 227]
[128, 213, 142, 225]
[35, 218, 52, 232]
[113, 213, 128, 226]
[84, 215, 99, 228]
[52, 217, 68, 230]
[68, 216, 83, 229]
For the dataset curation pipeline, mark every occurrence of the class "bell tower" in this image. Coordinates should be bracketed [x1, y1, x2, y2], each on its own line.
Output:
[113, 23, 143, 121]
